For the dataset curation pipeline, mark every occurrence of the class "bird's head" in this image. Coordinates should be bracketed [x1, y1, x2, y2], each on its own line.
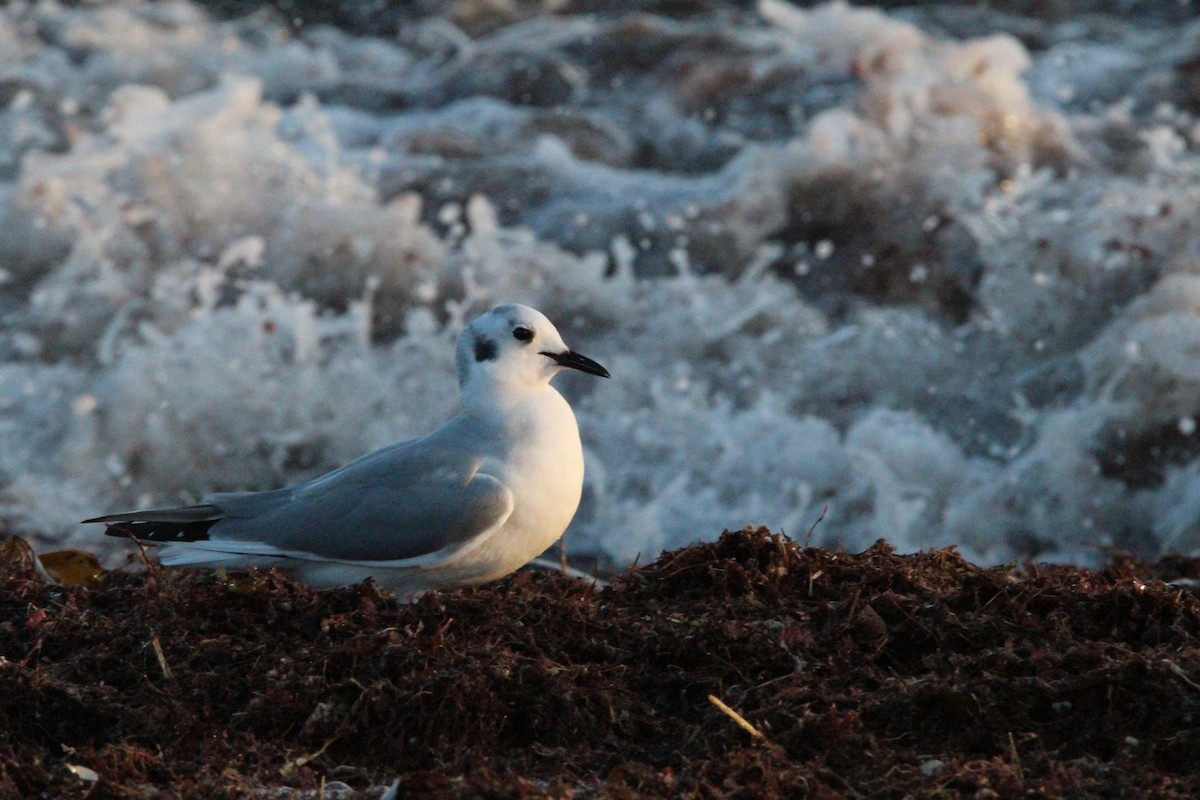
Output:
[455, 304, 609, 395]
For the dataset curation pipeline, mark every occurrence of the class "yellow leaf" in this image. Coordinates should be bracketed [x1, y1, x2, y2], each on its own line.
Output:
[38, 549, 105, 585]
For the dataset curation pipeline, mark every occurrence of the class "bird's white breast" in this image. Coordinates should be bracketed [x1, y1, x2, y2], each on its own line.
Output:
[458, 386, 584, 581]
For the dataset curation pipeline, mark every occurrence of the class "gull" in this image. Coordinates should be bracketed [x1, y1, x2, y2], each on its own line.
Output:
[84, 304, 609, 595]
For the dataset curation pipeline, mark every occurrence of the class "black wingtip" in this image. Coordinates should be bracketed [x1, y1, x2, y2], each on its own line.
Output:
[102, 523, 142, 541]
[99, 520, 217, 543]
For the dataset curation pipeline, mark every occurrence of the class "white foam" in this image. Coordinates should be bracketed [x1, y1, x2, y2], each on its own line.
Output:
[2, 1, 1199, 566]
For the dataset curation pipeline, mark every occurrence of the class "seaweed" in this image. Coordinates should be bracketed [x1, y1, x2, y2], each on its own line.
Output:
[3, 528, 1200, 798]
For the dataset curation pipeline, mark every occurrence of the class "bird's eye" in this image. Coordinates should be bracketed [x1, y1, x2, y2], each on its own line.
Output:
[513, 326, 533, 343]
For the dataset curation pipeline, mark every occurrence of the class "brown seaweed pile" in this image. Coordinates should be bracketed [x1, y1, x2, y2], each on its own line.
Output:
[3, 527, 1200, 798]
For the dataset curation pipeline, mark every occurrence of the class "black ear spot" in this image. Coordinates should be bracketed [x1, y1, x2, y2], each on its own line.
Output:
[513, 326, 533, 343]
[474, 335, 497, 362]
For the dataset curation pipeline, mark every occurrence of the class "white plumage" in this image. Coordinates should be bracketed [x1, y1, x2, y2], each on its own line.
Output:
[85, 304, 608, 596]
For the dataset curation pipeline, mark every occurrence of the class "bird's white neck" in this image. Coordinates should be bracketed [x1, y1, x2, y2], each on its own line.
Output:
[459, 377, 560, 421]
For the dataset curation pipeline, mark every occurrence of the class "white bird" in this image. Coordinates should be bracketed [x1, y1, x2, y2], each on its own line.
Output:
[84, 304, 609, 596]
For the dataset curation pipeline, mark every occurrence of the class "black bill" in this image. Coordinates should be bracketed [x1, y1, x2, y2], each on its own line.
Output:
[542, 350, 610, 378]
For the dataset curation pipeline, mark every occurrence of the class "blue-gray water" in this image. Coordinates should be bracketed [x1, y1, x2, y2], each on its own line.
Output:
[3, 0, 1200, 565]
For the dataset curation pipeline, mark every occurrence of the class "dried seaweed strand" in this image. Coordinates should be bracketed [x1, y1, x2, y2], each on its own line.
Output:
[708, 694, 765, 740]
[150, 635, 173, 680]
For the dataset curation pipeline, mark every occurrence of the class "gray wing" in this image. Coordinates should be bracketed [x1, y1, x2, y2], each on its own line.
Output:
[205, 438, 514, 563]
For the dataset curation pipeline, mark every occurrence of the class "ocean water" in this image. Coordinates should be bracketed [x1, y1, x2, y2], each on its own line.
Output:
[4, 0, 1200, 566]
